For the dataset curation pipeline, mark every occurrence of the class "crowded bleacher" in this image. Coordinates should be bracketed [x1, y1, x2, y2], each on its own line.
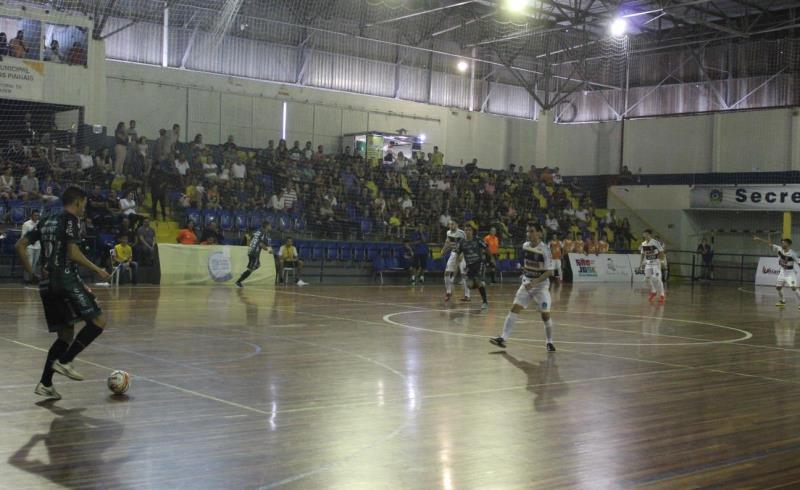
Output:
[0, 118, 637, 276]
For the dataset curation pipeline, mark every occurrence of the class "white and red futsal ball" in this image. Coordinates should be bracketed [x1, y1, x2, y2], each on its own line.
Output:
[107, 370, 131, 395]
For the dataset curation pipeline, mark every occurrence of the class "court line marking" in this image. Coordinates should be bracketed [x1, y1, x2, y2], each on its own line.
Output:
[382, 310, 753, 347]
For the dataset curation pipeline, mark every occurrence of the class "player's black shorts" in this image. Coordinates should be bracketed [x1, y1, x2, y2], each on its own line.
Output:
[412, 254, 427, 269]
[465, 262, 482, 281]
[246, 254, 261, 270]
[39, 276, 102, 332]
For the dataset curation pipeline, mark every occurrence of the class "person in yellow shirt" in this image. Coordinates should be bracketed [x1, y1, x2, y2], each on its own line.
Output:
[431, 146, 444, 167]
[113, 234, 138, 285]
[277, 238, 308, 286]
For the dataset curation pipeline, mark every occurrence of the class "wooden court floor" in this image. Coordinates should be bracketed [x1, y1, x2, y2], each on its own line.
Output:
[2, 280, 800, 489]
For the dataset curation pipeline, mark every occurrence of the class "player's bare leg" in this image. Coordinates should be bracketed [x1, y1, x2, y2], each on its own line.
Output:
[53, 314, 107, 381]
[35, 326, 75, 400]
[776, 286, 786, 307]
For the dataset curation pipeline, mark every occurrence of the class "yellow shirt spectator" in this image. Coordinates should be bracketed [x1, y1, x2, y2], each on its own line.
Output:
[279, 244, 299, 261]
[431, 149, 444, 167]
[114, 243, 133, 263]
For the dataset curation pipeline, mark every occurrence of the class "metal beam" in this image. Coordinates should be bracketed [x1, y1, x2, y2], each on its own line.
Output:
[432, 12, 494, 37]
[365, 1, 476, 27]
[180, 22, 200, 68]
[98, 19, 137, 40]
[728, 67, 788, 109]
[689, 46, 728, 109]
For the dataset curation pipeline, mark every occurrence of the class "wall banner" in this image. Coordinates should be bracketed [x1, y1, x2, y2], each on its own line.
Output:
[158, 244, 275, 285]
[691, 185, 800, 211]
[755, 257, 781, 286]
[0, 58, 44, 101]
[568, 254, 635, 283]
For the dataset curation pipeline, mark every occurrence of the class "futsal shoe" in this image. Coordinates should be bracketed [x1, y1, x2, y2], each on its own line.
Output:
[444, 292, 451, 304]
[776, 301, 787, 307]
[648, 292, 657, 302]
[489, 336, 506, 348]
[546, 342, 556, 352]
[460, 296, 471, 302]
[658, 295, 666, 304]
[34, 383, 61, 400]
[235, 281, 243, 288]
[53, 361, 85, 381]
[296, 280, 309, 287]
[481, 302, 489, 310]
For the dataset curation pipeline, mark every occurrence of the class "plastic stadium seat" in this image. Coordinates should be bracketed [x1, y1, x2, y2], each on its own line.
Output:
[298, 244, 312, 261]
[10, 205, 26, 225]
[367, 244, 380, 260]
[339, 243, 352, 261]
[219, 211, 234, 231]
[360, 219, 373, 236]
[234, 211, 248, 231]
[204, 211, 218, 228]
[311, 242, 325, 261]
[352, 244, 366, 262]
[186, 209, 202, 226]
[325, 243, 339, 261]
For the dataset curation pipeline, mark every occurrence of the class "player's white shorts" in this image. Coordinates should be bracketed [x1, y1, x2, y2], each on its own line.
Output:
[553, 259, 562, 275]
[644, 264, 662, 279]
[777, 269, 798, 287]
[445, 252, 467, 274]
[513, 277, 552, 312]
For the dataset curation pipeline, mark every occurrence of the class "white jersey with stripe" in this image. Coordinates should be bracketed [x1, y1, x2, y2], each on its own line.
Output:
[444, 228, 466, 252]
[521, 241, 554, 279]
[772, 244, 799, 271]
[639, 239, 664, 267]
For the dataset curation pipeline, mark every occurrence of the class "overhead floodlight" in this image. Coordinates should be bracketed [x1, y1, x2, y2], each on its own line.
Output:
[609, 17, 628, 37]
[419, 133, 426, 142]
[505, 0, 527, 12]
[457, 60, 469, 72]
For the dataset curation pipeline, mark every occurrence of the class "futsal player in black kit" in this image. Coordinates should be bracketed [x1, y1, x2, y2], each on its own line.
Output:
[235, 221, 273, 288]
[454, 225, 491, 310]
[15, 187, 111, 400]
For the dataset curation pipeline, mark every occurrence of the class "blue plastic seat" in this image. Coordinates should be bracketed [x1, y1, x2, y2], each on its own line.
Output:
[10, 205, 26, 225]
[339, 243, 352, 261]
[204, 210, 218, 228]
[234, 211, 248, 231]
[325, 243, 339, 261]
[219, 211, 234, 231]
[186, 208, 202, 226]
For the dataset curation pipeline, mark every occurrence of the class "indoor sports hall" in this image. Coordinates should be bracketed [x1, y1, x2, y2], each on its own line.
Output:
[2, 0, 800, 488]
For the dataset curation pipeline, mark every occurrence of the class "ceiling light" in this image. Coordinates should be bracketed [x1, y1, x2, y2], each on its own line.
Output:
[609, 17, 628, 37]
[505, 0, 527, 12]
[457, 60, 469, 72]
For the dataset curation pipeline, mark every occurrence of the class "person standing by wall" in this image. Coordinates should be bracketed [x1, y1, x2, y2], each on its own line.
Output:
[696, 238, 714, 281]
[21, 210, 40, 283]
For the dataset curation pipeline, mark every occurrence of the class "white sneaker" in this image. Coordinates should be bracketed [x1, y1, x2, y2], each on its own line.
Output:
[53, 360, 85, 381]
[481, 302, 489, 310]
[34, 382, 61, 400]
[296, 280, 309, 287]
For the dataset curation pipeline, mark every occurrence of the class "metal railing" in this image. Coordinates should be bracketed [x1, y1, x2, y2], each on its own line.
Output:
[663, 249, 763, 284]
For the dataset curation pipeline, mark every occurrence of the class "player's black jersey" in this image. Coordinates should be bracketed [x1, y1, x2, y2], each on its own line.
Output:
[456, 237, 487, 266]
[24, 212, 81, 279]
[248, 230, 270, 257]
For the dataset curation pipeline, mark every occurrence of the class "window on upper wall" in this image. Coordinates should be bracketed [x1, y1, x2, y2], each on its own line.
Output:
[0, 17, 42, 61]
[44, 23, 88, 66]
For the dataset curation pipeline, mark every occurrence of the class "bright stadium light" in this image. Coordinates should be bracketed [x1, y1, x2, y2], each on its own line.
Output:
[419, 133, 426, 142]
[505, 0, 527, 12]
[609, 17, 628, 38]
[457, 60, 469, 72]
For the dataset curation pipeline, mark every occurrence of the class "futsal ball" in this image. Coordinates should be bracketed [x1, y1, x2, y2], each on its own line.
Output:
[107, 370, 131, 395]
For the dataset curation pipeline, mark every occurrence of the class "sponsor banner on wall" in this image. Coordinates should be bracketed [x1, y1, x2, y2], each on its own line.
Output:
[158, 244, 275, 285]
[691, 185, 800, 211]
[365, 134, 384, 162]
[568, 254, 635, 283]
[0, 58, 44, 101]
[755, 257, 781, 286]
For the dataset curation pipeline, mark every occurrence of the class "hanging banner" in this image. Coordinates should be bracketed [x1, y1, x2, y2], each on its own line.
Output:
[158, 244, 275, 285]
[0, 58, 44, 101]
[691, 185, 800, 211]
[755, 257, 781, 286]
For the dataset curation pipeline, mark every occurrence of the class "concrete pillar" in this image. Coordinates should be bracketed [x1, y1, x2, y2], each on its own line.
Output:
[535, 110, 552, 166]
[710, 112, 723, 173]
[790, 109, 800, 171]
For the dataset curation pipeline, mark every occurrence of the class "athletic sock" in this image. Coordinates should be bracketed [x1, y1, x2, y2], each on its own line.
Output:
[479, 285, 487, 303]
[794, 288, 800, 300]
[778, 289, 786, 302]
[59, 323, 104, 364]
[464, 280, 471, 298]
[502, 312, 518, 339]
[544, 318, 554, 344]
[40, 338, 69, 386]
[656, 277, 665, 296]
[445, 276, 453, 295]
[237, 269, 252, 283]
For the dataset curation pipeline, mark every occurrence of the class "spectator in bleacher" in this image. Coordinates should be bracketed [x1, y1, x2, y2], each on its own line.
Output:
[302, 141, 313, 161]
[86, 185, 109, 226]
[431, 146, 444, 167]
[545, 213, 559, 234]
[0, 32, 7, 56]
[155, 128, 170, 164]
[127, 120, 138, 144]
[4, 140, 24, 165]
[0, 166, 15, 201]
[283, 183, 298, 211]
[113, 234, 138, 285]
[174, 153, 190, 179]
[553, 167, 563, 185]
[19, 167, 39, 201]
[200, 221, 224, 245]
[277, 139, 289, 160]
[232, 158, 246, 180]
[79, 146, 94, 171]
[113, 122, 127, 175]
[313, 145, 325, 162]
[82, 217, 99, 263]
[190, 133, 205, 152]
[120, 190, 144, 230]
[170, 124, 181, 151]
[44, 39, 64, 63]
[597, 232, 610, 253]
[40, 184, 59, 204]
[222, 135, 237, 152]
[21, 210, 40, 283]
[150, 171, 168, 221]
[289, 141, 302, 162]
[277, 238, 307, 286]
[135, 217, 156, 265]
[115, 216, 136, 244]
[177, 221, 198, 244]
[66, 42, 86, 65]
[9, 31, 28, 58]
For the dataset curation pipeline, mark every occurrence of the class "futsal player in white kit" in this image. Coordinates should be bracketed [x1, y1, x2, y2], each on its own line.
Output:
[442, 220, 468, 303]
[490, 223, 557, 352]
[639, 229, 665, 304]
[753, 235, 800, 308]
